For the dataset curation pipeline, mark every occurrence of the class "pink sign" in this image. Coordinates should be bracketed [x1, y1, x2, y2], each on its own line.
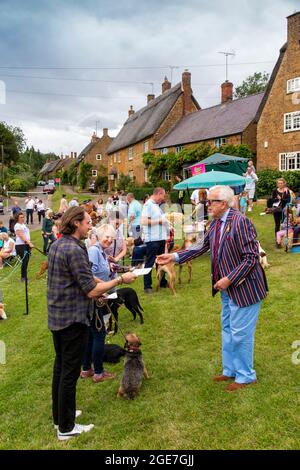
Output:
[191, 163, 206, 176]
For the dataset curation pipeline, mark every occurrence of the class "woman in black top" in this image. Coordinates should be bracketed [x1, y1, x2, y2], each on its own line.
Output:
[269, 178, 291, 236]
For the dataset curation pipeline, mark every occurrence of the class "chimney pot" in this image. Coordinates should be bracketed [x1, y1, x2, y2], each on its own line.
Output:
[128, 105, 135, 117]
[147, 94, 155, 104]
[162, 76, 171, 93]
[221, 80, 233, 104]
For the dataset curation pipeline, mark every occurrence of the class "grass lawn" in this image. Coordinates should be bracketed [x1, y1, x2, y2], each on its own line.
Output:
[0, 204, 300, 450]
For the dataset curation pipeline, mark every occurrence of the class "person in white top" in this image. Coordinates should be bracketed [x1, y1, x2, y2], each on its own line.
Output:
[69, 197, 79, 208]
[58, 194, 69, 214]
[243, 166, 258, 212]
[14, 212, 34, 281]
[36, 199, 46, 223]
[141, 187, 169, 293]
[0, 233, 16, 268]
[25, 196, 35, 225]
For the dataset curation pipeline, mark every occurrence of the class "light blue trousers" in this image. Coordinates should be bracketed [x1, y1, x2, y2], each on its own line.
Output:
[221, 291, 261, 384]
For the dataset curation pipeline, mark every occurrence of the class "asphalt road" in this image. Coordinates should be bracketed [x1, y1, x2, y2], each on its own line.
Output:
[1, 188, 51, 231]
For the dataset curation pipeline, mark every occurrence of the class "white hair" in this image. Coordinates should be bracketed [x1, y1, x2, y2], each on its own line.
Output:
[209, 185, 235, 208]
[96, 223, 116, 241]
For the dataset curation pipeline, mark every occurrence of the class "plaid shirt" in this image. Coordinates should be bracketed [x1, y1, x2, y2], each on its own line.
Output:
[47, 235, 97, 331]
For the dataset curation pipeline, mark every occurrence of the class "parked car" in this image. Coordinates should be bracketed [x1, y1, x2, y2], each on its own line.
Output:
[37, 180, 46, 186]
[0, 197, 4, 214]
[47, 179, 55, 186]
[43, 184, 56, 194]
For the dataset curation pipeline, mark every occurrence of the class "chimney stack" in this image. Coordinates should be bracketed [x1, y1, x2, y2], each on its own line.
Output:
[103, 128, 108, 137]
[147, 94, 155, 104]
[71, 151, 73, 158]
[162, 76, 171, 93]
[128, 105, 135, 117]
[74, 152, 77, 158]
[221, 80, 233, 104]
[182, 70, 193, 115]
[91, 131, 98, 143]
[287, 11, 300, 51]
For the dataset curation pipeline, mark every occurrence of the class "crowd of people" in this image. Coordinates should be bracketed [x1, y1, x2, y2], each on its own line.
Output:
[2, 174, 300, 441]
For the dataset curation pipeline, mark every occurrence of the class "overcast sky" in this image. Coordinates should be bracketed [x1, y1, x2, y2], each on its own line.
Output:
[0, 0, 298, 155]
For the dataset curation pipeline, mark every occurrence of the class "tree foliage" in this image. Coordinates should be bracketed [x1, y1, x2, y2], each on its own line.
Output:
[143, 143, 253, 185]
[234, 72, 270, 98]
[79, 162, 93, 189]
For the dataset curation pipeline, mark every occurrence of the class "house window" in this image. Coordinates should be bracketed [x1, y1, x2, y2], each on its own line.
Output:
[214, 137, 226, 148]
[144, 141, 149, 152]
[114, 153, 117, 163]
[110, 156, 113, 166]
[279, 152, 300, 171]
[284, 111, 300, 132]
[129, 170, 134, 180]
[144, 168, 148, 183]
[287, 77, 300, 93]
[175, 146, 183, 154]
[162, 170, 171, 181]
[160, 148, 168, 155]
[128, 147, 133, 160]
[92, 170, 98, 177]
[118, 153, 121, 163]
[96, 154, 102, 161]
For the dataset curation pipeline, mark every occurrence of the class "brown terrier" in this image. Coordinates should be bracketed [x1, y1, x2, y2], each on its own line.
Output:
[117, 333, 149, 400]
[156, 237, 196, 295]
[36, 260, 49, 279]
[126, 237, 135, 257]
[0, 303, 7, 320]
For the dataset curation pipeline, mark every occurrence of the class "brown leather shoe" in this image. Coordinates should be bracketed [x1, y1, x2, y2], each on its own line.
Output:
[226, 380, 257, 392]
[213, 374, 235, 382]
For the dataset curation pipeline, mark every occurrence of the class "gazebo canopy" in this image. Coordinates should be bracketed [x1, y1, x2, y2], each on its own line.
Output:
[173, 170, 246, 190]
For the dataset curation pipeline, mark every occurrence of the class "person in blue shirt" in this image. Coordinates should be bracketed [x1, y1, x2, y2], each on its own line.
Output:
[0, 220, 8, 233]
[127, 193, 142, 240]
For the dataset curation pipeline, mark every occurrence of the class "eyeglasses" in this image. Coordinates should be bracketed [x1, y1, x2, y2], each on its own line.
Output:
[207, 199, 224, 205]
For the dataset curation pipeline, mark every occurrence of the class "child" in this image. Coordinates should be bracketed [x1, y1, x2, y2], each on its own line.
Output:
[239, 191, 248, 215]
[276, 211, 294, 248]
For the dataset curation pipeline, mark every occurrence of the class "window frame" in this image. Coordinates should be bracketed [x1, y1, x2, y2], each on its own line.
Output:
[279, 152, 300, 171]
[96, 154, 102, 161]
[284, 111, 300, 132]
[128, 147, 133, 160]
[92, 169, 98, 177]
[287, 77, 300, 93]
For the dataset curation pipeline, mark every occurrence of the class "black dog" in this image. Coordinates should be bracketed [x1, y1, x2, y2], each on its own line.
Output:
[107, 287, 144, 335]
[103, 344, 126, 363]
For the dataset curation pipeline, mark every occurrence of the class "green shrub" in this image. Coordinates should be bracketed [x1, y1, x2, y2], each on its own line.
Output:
[256, 170, 300, 197]
[94, 175, 108, 192]
[7, 177, 29, 192]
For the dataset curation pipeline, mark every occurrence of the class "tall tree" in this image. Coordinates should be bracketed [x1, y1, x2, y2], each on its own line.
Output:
[234, 72, 270, 98]
[0, 121, 21, 165]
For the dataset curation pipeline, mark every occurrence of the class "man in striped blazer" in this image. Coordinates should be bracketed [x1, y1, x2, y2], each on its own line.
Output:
[157, 185, 267, 392]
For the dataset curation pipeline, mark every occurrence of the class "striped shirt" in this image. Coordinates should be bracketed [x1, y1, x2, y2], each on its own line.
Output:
[47, 235, 97, 331]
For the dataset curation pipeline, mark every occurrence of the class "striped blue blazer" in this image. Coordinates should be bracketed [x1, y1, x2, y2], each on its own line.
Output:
[177, 209, 268, 307]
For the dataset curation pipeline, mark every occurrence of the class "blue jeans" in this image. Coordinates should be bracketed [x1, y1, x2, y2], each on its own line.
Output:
[82, 306, 106, 374]
[43, 233, 56, 255]
[144, 240, 166, 289]
[221, 291, 260, 384]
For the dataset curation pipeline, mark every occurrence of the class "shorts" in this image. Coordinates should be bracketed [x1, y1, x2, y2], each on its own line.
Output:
[246, 189, 255, 200]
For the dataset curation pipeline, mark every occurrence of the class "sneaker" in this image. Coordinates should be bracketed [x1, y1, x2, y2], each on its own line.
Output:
[57, 423, 94, 441]
[92, 371, 116, 383]
[80, 368, 94, 378]
[144, 288, 153, 294]
[54, 410, 82, 429]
